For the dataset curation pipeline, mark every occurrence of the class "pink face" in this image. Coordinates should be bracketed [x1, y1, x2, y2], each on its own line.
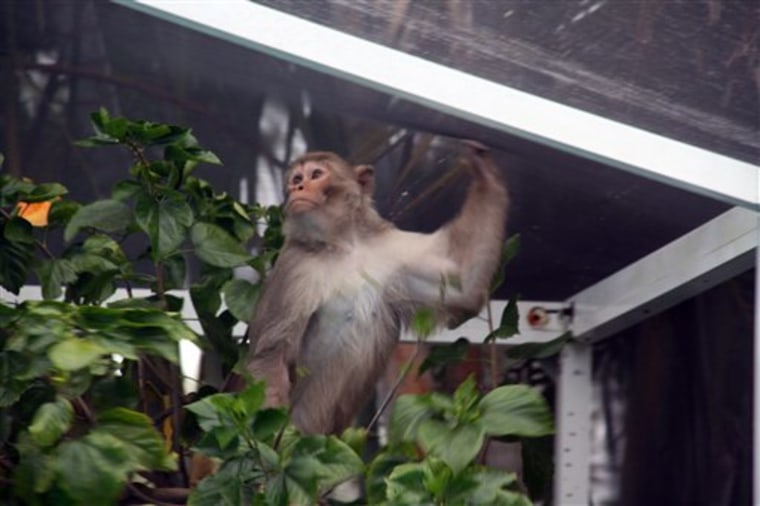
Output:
[285, 162, 331, 215]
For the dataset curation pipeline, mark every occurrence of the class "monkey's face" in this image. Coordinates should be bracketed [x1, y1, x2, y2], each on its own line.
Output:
[285, 162, 332, 215]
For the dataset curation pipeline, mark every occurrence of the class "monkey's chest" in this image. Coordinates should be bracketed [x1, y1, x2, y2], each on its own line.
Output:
[299, 272, 398, 363]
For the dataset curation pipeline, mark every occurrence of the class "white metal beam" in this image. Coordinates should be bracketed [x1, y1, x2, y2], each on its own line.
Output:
[570, 206, 757, 342]
[117, 0, 760, 208]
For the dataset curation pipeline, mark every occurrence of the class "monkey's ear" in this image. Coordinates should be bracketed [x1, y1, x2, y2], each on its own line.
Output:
[354, 164, 375, 195]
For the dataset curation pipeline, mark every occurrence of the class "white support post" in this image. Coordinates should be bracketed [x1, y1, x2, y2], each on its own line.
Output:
[554, 341, 593, 505]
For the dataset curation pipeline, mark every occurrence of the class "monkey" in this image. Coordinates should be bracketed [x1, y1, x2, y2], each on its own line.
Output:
[245, 141, 508, 434]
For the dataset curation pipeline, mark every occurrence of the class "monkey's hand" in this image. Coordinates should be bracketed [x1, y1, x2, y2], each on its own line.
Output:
[461, 140, 503, 187]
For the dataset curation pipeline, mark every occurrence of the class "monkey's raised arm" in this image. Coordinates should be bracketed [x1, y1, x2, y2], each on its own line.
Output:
[399, 143, 509, 326]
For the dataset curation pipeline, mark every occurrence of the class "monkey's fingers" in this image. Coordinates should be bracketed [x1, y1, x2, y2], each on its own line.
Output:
[461, 139, 499, 181]
[461, 139, 490, 155]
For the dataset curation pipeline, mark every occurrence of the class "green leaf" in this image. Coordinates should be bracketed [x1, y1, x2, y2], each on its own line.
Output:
[418, 419, 484, 474]
[28, 397, 74, 447]
[285, 435, 363, 498]
[0, 233, 35, 294]
[190, 462, 255, 506]
[4, 216, 35, 243]
[111, 180, 142, 201]
[252, 408, 289, 442]
[389, 394, 437, 444]
[97, 408, 177, 471]
[507, 332, 573, 360]
[48, 199, 80, 227]
[191, 222, 252, 268]
[222, 278, 259, 322]
[13, 432, 57, 499]
[55, 432, 133, 505]
[453, 375, 480, 417]
[491, 234, 521, 294]
[135, 192, 193, 259]
[449, 468, 519, 504]
[36, 258, 78, 300]
[340, 426, 368, 458]
[191, 271, 230, 317]
[478, 385, 554, 437]
[23, 182, 69, 203]
[186, 392, 238, 431]
[91, 376, 139, 411]
[419, 337, 470, 375]
[384, 462, 432, 504]
[411, 307, 436, 339]
[163, 253, 187, 290]
[64, 199, 132, 241]
[486, 293, 520, 342]
[48, 339, 106, 371]
[366, 451, 413, 503]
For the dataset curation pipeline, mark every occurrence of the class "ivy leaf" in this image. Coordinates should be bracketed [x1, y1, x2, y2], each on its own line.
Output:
[64, 199, 132, 241]
[478, 385, 554, 437]
[191, 222, 252, 268]
[222, 278, 260, 322]
[28, 397, 73, 448]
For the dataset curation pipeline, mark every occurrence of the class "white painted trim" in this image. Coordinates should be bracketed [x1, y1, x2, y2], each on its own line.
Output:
[117, 0, 760, 208]
[570, 206, 757, 341]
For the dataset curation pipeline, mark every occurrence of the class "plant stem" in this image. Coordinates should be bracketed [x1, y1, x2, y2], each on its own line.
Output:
[486, 299, 499, 389]
[366, 340, 422, 434]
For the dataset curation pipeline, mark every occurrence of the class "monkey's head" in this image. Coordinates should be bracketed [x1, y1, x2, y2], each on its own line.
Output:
[283, 152, 378, 242]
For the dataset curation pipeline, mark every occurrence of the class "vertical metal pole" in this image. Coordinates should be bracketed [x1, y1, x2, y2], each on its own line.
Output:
[554, 341, 593, 505]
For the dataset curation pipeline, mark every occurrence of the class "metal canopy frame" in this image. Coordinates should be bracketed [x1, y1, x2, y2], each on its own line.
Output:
[98, 1, 760, 503]
[122, 0, 759, 210]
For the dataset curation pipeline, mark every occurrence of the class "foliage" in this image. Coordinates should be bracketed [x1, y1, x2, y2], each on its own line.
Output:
[0, 111, 556, 505]
[366, 376, 551, 505]
[0, 109, 282, 504]
[185, 382, 363, 506]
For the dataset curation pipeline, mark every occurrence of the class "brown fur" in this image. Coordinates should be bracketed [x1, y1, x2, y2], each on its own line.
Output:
[246, 143, 508, 434]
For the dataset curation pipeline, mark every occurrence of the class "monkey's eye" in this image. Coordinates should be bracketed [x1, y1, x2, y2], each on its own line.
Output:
[292, 174, 303, 185]
[311, 168, 324, 180]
